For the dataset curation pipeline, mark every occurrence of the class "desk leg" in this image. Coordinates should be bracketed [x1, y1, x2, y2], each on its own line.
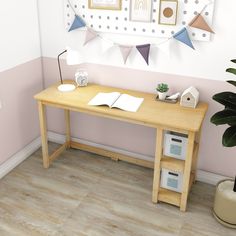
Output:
[152, 127, 163, 203]
[38, 101, 49, 168]
[65, 109, 71, 148]
[192, 126, 202, 183]
[180, 131, 195, 211]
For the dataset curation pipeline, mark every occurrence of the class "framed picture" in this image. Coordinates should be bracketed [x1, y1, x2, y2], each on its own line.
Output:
[130, 0, 153, 22]
[159, 0, 178, 26]
[88, 0, 122, 10]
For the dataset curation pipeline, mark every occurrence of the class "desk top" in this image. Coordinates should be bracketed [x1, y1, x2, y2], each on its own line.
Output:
[34, 82, 208, 132]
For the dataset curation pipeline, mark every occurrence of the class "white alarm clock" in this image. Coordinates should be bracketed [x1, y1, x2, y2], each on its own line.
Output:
[75, 70, 88, 87]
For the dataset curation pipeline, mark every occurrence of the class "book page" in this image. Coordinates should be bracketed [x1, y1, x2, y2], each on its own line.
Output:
[112, 94, 144, 112]
[88, 92, 121, 108]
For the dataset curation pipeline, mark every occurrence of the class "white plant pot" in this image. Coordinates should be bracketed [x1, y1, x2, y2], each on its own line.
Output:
[158, 92, 167, 100]
[213, 179, 236, 228]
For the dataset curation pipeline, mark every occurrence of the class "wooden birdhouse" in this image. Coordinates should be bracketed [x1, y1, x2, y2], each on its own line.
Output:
[180, 86, 199, 108]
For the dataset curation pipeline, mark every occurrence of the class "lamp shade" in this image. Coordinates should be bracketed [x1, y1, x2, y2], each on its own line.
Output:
[66, 47, 82, 65]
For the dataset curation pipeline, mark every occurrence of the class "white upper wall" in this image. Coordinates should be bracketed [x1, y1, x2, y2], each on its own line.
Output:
[0, 0, 41, 72]
[38, 0, 236, 81]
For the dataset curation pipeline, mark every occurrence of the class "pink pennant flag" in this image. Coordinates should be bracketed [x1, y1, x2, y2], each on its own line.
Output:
[101, 40, 114, 54]
[189, 13, 214, 33]
[84, 28, 98, 46]
[119, 46, 133, 64]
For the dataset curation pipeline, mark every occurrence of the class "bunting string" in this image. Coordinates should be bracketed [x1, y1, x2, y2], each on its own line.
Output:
[199, 0, 213, 15]
[67, 0, 214, 64]
[67, 0, 77, 15]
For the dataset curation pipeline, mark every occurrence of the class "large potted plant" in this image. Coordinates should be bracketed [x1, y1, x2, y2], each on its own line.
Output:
[210, 59, 236, 228]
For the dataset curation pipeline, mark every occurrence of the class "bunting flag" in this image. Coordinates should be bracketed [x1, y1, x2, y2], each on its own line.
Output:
[173, 28, 195, 50]
[158, 40, 172, 57]
[189, 14, 214, 33]
[119, 46, 133, 64]
[68, 0, 214, 65]
[68, 15, 86, 32]
[136, 44, 151, 65]
[101, 40, 114, 54]
[84, 28, 98, 45]
[149, 45, 159, 64]
[66, 0, 216, 66]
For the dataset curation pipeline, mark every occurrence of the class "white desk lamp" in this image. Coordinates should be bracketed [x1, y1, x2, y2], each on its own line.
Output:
[57, 47, 81, 92]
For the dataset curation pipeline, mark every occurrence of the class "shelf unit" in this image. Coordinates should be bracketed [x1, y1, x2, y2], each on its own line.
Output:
[152, 128, 202, 212]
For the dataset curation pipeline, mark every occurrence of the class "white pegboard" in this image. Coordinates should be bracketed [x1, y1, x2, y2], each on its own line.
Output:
[64, 0, 215, 42]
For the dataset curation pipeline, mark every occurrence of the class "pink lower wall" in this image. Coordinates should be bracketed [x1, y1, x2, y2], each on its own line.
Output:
[42, 57, 236, 177]
[0, 58, 43, 164]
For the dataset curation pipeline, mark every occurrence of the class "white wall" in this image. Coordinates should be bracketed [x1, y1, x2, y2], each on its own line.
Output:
[38, 0, 236, 81]
[37, 0, 236, 177]
[0, 0, 41, 72]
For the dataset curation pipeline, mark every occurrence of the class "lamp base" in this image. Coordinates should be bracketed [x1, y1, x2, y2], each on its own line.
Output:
[58, 84, 76, 92]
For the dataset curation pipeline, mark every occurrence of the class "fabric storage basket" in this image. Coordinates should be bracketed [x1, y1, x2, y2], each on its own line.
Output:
[160, 168, 183, 193]
[164, 131, 188, 160]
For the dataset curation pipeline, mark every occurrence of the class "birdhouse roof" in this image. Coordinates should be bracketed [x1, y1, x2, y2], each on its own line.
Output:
[182, 86, 199, 97]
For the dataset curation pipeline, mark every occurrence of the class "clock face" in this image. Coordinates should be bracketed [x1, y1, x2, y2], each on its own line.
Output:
[76, 74, 88, 87]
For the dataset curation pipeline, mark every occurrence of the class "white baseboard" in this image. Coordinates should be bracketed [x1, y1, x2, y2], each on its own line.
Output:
[196, 170, 230, 186]
[0, 137, 41, 179]
[0, 132, 231, 185]
[48, 131, 231, 185]
[47, 131, 154, 162]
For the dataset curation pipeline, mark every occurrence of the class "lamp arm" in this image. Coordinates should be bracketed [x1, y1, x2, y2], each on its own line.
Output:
[57, 49, 67, 84]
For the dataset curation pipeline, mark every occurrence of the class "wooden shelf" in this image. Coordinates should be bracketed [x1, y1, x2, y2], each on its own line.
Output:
[161, 142, 199, 173]
[158, 172, 195, 208]
[161, 156, 185, 172]
[158, 188, 181, 207]
[158, 141, 199, 210]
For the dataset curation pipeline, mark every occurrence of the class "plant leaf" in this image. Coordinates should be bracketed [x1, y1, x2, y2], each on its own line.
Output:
[227, 80, 236, 87]
[222, 126, 236, 147]
[213, 92, 236, 109]
[231, 59, 236, 63]
[226, 68, 236, 75]
[211, 109, 236, 126]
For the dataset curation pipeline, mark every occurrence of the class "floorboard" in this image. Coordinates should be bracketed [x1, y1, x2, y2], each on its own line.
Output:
[0, 143, 235, 236]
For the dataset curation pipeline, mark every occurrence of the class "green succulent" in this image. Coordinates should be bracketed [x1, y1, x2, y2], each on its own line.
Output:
[156, 83, 169, 93]
[210, 59, 236, 147]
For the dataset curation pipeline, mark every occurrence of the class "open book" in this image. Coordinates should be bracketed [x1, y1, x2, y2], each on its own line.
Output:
[88, 92, 144, 112]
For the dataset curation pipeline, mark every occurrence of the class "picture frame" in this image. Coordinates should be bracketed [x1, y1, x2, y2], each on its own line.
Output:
[88, 0, 122, 10]
[130, 0, 153, 22]
[158, 0, 178, 26]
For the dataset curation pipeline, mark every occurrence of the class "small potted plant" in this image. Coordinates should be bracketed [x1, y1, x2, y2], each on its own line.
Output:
[156, 83, 169, 100]
[210, 59, 236, 228]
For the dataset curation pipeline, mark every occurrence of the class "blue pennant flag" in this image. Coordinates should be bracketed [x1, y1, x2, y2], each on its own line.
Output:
[68, 15, 86, 32]
[173, 28, 195, 50]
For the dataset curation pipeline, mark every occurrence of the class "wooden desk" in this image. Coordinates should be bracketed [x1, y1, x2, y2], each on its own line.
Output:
[34, 82, 208, 211]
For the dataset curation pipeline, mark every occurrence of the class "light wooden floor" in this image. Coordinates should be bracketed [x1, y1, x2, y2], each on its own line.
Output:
[0, 143, 235, 236]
